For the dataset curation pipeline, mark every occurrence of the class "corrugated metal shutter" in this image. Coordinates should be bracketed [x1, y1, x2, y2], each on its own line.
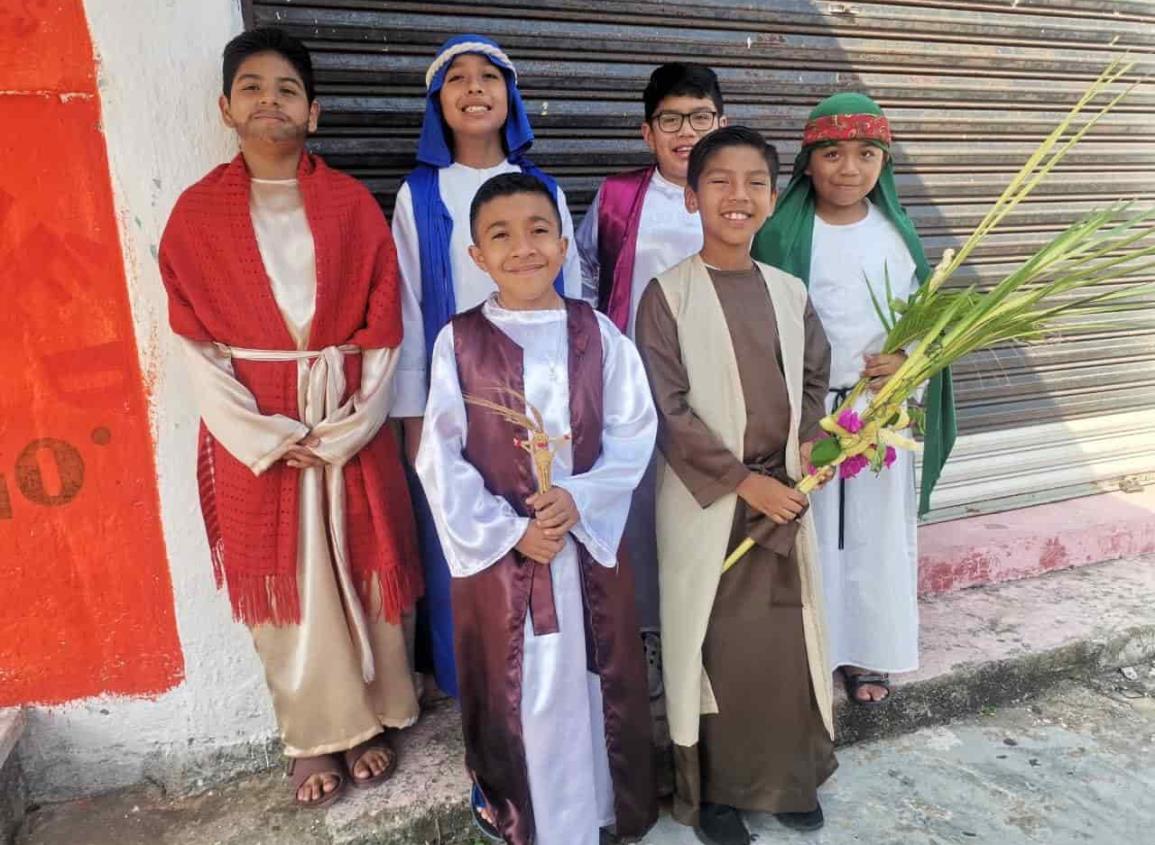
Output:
[243, 0, 1155, 520]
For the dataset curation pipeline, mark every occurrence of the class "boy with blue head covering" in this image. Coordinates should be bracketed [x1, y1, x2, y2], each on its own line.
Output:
[391, 35, 584, 698]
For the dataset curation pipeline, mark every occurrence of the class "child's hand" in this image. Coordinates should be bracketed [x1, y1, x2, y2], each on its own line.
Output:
[800, 439, 817, 470]
[862, 352, 907, 391]
[516, 521, 564, 565]
[800, 440, 836, 491]
[811, 466, 836, 490]
[284, 434, 326, 469]
[736, 473, 808, 524]
[526, 487, 579, 540]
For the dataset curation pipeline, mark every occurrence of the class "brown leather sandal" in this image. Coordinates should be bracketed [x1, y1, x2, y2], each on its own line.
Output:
[342, 734, 398, 790]
[287, 753, 346, 808]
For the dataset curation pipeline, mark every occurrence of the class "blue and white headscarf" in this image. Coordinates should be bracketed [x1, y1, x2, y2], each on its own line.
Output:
[405, 34, 564, 362]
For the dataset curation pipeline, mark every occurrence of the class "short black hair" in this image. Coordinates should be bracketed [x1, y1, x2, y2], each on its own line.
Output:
[223, 27, 315, 102]
[686, 125, 780, 191]
[643, 63, 724, 122]
[469, 172, 562, 243]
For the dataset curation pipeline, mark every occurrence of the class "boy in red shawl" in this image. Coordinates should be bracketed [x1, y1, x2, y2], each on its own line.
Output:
[158, 28, 423, 808]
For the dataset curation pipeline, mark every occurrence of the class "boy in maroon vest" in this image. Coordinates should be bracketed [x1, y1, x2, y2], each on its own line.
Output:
[574, 62, 727, 782]
[416, 172, 657, 844]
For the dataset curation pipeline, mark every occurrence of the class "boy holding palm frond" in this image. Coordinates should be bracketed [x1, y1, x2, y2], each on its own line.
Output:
[753, 93, 957, 706]
[415, 173, 657, 844]
[636, 127, 836, 844]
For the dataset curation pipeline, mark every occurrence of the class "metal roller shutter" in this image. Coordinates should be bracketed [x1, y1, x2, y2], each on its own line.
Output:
[243, 0, 1155, 520]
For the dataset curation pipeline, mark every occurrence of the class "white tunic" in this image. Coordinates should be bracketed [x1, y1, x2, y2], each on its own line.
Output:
[391, 161, 585, 417]
[575, 168, 703, 339]
[415, 297, 657, 845]
[807, 201, 921, 674]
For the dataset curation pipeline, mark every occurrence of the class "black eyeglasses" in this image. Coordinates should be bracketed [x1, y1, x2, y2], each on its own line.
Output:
[652, 109, 718, 134]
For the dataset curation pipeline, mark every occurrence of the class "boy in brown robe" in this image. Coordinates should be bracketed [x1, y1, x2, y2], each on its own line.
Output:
[635, 126, 836, 844]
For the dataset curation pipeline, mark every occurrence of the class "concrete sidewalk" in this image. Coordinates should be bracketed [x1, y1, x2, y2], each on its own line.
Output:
[14, 555, 1155, 845]
[648, 675, 1155, 844]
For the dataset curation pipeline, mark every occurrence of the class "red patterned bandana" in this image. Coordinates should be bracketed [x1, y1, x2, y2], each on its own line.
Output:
[803, 112, 892, 148]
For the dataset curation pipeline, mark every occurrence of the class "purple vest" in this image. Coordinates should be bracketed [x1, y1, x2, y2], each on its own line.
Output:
[450, 299, 657, 844]
[596, 166, 656, 332]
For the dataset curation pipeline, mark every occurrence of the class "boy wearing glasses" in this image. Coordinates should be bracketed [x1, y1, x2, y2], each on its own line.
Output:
[574, 64, 726, 785]
[576, 63, 726, 341]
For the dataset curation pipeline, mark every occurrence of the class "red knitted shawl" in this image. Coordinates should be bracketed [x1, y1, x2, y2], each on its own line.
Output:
[158, 153, 422, 626]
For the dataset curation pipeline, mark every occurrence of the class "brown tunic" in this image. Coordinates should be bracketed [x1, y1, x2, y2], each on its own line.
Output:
[635, 264, 835, 824]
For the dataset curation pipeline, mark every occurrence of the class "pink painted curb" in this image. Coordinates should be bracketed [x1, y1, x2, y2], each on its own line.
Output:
[918, 488, 1155, 596]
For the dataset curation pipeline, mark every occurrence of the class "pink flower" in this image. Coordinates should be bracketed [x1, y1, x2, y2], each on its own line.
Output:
[883, 446, 897, 469]
[839, 454, 869, 480]
[837, 410, 864, 434]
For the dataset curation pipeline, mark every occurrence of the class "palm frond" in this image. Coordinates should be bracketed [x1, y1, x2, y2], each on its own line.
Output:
[462, 394, 541, 433]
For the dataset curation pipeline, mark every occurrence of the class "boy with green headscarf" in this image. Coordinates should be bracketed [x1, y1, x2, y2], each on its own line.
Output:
[752, 92, 956, 706]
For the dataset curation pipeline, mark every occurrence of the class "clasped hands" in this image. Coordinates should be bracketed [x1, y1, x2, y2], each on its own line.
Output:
[516, 487, 579, 565]
[284, 434, 325, 469]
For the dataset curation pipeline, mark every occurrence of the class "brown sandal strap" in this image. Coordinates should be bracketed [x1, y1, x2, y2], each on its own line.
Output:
[288, 754, 345, 806]
[343, 735, 397, 787]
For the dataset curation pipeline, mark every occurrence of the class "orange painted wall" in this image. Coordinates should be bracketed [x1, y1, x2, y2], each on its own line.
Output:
[0, 1, 183, 704]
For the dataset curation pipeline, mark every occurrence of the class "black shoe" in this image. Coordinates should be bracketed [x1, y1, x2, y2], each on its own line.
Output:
[697, 802, 750, 845]
[774, 801, 825, 831]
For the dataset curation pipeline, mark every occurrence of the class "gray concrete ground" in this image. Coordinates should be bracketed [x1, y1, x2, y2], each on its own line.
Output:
[13, 555, 1155, 845]
[17, 672, 1155, 845]
[646, 672, 1155, 845]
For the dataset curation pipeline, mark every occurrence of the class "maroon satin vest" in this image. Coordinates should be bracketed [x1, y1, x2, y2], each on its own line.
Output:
[450, 299, 657, 844]
[596, 166, 656, 332]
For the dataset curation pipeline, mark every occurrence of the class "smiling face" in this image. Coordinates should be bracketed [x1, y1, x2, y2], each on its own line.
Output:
[219, 51, 318, 147]
[686, 143, 776, 250]
[805, 139, 886, 216]
[438, 53, 510, 142]
[468, 191, 568, 310]
[641, 94, 726, 186]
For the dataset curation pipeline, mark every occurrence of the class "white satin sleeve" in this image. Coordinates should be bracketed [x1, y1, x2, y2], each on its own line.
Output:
[309, 346, 399, 466]
[391, 182, 430, 418]
[556, 187, 592, 305]
[178, 338, 309, 475]
[555, 314, 657, 567]
[415, 324, 530, 578]
[574, 187, 601, 305]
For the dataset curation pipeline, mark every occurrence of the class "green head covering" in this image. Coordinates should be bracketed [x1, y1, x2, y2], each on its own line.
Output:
[752, 92, 956, 516]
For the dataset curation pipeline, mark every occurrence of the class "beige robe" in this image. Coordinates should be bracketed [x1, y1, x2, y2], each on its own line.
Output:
[650, 255, 834, 751]
[180, 178, 419, 757]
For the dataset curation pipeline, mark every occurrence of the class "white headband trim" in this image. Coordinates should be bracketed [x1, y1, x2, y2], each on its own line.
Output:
[425, 42, 517, 89]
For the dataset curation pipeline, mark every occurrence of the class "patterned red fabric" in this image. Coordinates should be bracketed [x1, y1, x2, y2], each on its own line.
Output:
[159, 153, 422, 626]
[803, 112, 892, 147]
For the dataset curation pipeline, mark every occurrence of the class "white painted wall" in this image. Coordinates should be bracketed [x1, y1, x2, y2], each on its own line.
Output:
[16, 0, 282, 803]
